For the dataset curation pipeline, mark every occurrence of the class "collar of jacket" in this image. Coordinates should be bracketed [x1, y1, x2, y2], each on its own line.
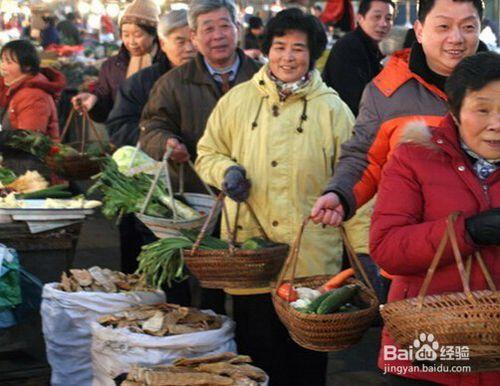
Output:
[355, 26, 384, 62]
[374, 41, 489, 100]
[0, 67, 66, 102]
[373, 48, 447, 100]
[184, 49, 257, 87]
[115, 40, 163, 68]
[252, 64, 335, 105]
[409, 42, 448, 92]
[400, 113, 489, 166]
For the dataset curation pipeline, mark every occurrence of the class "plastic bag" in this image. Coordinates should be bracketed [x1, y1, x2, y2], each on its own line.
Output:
[0, 245, 21, 309]
[41, 282, 165, 386]
[91, 313, 237, 386]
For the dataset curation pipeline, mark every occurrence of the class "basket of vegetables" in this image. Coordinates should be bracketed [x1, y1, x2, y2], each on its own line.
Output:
[380, 213, 500, 371]
[44, 107, 111, 180]
[182, 193, 289, 289]
[272, 218, 379, 352]
[134, 150, 220, 239]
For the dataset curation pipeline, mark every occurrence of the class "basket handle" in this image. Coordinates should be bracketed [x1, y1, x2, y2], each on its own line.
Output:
[140, 147, 177, 219]
[60, 105, 108, 155]
[339, 226, 376, 293]
[275, 217, 376, 299]
[177, 161, 216, 197]
[190, 192, 233, 254]
[416, 212, 496, 309]
[230, 201, 270, 244]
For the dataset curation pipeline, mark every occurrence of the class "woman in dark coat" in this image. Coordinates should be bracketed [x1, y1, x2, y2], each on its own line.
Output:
[71, 0, 161, 122]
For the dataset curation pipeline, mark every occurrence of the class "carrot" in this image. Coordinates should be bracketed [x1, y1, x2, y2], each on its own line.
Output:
[319, 268, 355, 292]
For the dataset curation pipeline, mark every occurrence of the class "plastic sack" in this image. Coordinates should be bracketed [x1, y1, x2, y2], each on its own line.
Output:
[91, 313, 237, 386]
[0, 244, 21, 309]
[41, 282, 165, 386]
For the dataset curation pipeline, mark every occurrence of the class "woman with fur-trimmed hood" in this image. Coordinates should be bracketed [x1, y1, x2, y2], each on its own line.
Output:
[371, 52, 500, 385]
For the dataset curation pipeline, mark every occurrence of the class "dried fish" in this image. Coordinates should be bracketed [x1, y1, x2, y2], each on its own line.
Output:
[197, 363, 267, 382]
[125, 352, 267, 386]
[89, 266, 117, 292]
[142, 311, 165, 335]
[56, 266, 154, 293]
[173, 353, 239, 367]
[69, 269, 93, 287]
[60, 272, 72, 292]
[98, 304, 222, 337]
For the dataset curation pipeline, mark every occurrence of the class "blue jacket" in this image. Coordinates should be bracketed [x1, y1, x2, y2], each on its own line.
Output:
[41, 26, 60, 48]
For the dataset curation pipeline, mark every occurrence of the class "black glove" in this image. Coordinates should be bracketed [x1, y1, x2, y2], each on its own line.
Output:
[466, 208, 500, 245]
[222, 166, 251, 202]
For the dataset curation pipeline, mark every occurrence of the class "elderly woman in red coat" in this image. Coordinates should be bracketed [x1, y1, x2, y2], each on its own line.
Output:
[0, 39, 66, 177]
[370, 52, 500, 385]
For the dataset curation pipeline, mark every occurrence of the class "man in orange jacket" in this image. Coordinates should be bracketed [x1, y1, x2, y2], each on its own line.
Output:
[311, 0, 487, 226]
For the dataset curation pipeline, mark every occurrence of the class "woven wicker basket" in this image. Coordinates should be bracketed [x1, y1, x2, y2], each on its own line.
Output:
[381, 214, 500, 371]
[271, 219, 379, 352]
[184, 193, 288, 289]
[45, 147, 102, 180]
[135, 157, 222, 239]
[46, 107, 107, 180]
[136, 193, 220, 239]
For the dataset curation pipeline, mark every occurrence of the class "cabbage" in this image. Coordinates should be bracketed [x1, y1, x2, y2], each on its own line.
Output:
[112, 146, 159, 176]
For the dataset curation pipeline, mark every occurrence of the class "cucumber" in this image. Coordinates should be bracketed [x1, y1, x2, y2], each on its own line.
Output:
[337, 303, 360, 313]
[17, 185, 72, 199]
[305, 291, 336, 314]
[316, 284, 359, 315]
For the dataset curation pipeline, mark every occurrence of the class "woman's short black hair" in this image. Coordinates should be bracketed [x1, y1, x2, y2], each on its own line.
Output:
[261, 8, 327, 70]
[0, 39, 40, 75]
[445, 52, 500, 120]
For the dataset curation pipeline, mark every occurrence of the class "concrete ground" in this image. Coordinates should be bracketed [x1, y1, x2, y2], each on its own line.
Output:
[70, 214, 391, 386]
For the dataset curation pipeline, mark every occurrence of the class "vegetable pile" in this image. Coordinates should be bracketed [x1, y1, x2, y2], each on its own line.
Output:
[277, 268, 365, 315]
[0, 169, 74, 201]
[88, 158, 200, 221]
[7, 130, 112, 161]
[137, 230, 228, 288]
[98, 303, 222, 336]
[123, 352, 267, 386]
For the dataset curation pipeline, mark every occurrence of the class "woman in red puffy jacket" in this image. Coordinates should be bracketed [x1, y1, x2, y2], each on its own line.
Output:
[0, 39, 66, 177]
[370, 52, 500, 385]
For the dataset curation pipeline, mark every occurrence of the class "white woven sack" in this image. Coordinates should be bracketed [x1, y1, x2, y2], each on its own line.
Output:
[90, 312, 237, 386]
[41, 283, 165, 386]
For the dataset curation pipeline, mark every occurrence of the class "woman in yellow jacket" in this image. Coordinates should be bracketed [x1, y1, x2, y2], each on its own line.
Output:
[195, 9, 371, 386]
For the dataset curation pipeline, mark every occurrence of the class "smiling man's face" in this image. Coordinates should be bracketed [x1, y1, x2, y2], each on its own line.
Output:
[191, 7, 238, 69]
[415, 0, 480, 76]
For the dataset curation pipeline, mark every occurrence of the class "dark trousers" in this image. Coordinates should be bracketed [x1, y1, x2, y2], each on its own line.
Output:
[233, 293, 328, 386]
